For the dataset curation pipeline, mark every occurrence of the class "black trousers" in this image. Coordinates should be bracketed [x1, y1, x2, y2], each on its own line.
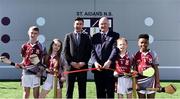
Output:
[94, 71, 115, 99]
[66, 71, 87, 98]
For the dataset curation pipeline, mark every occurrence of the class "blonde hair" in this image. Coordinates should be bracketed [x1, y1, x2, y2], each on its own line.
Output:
[117, 37, 128, 44]
[28, 26, 39, 33]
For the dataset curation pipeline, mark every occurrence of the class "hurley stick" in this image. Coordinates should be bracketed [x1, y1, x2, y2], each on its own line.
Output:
[146, 84, 176, 94]
[132, 75, 137, 99]
[128, 84, 177, 95]
[53, 60, 58, 98]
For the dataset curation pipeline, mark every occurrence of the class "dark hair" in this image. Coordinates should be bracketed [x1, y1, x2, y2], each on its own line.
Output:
[138, 33, 149, 40]
[44, 39, 62, 67]
[75, 17, 84, 23]
[48, 39, 62, 57]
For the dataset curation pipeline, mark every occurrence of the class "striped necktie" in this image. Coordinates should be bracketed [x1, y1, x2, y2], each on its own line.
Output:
[101, 33, 106, 42]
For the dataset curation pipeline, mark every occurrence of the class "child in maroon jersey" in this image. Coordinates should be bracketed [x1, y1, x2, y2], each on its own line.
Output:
[133, 33, 160, 99]
[16, 26, 46, 99]
[39, 38, 68, 98]
[114, 37, 133, 99]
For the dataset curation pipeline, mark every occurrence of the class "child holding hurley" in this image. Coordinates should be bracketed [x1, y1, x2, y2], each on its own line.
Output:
[113, 37, 133, 99]
[39, 39, 68, 99]
[19, 26, 46, 99]
[133, 33, 160, 99]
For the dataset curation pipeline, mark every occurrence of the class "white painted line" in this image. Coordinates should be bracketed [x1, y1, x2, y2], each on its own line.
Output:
[0, 66, 15, 68]
[159, 66, 180, 69]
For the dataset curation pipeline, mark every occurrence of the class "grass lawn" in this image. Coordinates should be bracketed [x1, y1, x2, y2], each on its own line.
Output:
[0, 81, 179, 98]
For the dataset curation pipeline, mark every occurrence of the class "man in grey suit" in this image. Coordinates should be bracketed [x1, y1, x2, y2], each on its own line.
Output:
[91, 17, 119, 98]
[63, 17, 92, 98]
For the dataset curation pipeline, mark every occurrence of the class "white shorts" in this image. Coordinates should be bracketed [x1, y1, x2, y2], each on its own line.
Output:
[42, 74, 60, 91]
[21, 74, 40, 88]
[137, 77, 156, 94]
[117, 77, 132, 94]
[138, 90, 156, 94]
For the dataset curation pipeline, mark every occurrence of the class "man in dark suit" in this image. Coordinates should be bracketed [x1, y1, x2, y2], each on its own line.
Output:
[91, 17, 119, 98]
[63, 17, 92, 98]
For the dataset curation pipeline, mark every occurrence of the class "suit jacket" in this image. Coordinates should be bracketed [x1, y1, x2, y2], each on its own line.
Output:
[63, 32, 92, 70]
[91, 31, 119, 70]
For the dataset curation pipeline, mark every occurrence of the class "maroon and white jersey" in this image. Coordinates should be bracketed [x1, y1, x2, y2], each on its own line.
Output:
[115, 52, 133, 74]
[47, 55, 57, 73]
[45, 54, 68, 76]
[21, 41, 44, 67]
[133, 50, 159, 73]
[46, 55, 59, 74]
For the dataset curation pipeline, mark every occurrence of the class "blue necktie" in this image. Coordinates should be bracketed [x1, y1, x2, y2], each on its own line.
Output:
[76, 33, 80, 45]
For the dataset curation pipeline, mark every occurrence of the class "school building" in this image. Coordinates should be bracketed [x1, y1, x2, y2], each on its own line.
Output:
[0, 0, 180, 80]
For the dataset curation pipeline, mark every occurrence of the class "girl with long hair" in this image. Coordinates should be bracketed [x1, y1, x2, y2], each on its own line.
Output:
[39, 38, 67, 98]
